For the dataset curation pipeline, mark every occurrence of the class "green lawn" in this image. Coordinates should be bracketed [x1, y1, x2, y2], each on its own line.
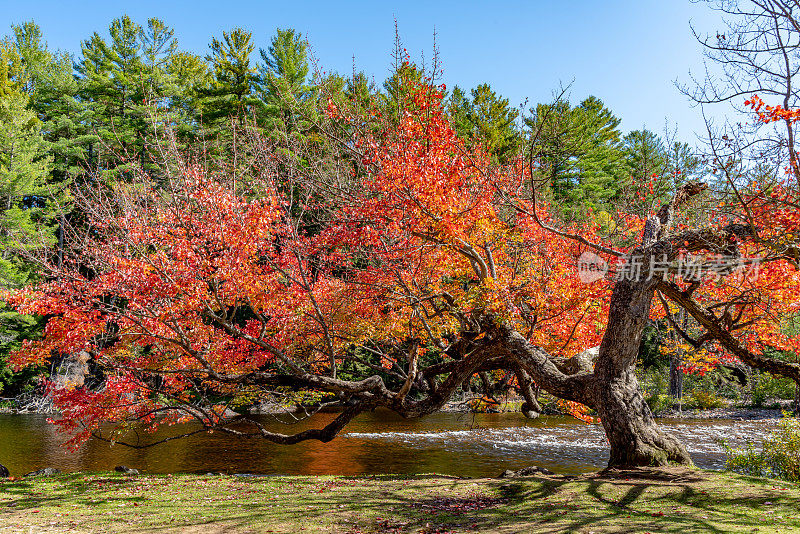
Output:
[0, 468, 797, 533]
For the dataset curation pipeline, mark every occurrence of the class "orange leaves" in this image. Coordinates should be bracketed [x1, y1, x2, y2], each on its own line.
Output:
[13, 76, 800, 452]
[745, 94, 800, 125]
[557, 399, 595, 424]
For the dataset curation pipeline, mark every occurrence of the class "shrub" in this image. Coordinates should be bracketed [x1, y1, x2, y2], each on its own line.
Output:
[724, 414, 800, 482]
[646, 393, 675, 414]
[751, 372, 796, 407]
[687, 390, 725, 410]
[637, 368, 668, 398]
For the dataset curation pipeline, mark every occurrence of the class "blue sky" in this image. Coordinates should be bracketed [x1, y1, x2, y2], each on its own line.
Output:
[1, 1, 728, 143]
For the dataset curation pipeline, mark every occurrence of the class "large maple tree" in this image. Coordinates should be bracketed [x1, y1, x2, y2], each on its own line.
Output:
[7, 74, 800, 468]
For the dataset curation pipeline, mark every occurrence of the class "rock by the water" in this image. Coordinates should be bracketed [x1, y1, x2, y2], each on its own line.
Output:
[0, 464, 9, 478]
[499, 466, 554, 478]
[114, 465, 139, 475]
[24, 467, 61, 478]
[520, 401, 540, 419]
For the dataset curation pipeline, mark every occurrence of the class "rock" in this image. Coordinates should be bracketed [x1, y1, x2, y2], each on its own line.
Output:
[516, 466, 554, 476]
[520, 402, 540, 419]
[183, 406, 239, 420]
[0, 463, 9, 478]
[114, 465, 139, 475]
[248, 402, 299, 415]
[499, 465, 554, 478]
[24, 467, 61, 478]
[52, 350, 91, 389]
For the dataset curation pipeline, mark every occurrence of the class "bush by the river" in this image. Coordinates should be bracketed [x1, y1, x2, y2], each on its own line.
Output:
[723, 414, 800, 482]
[638, 365, 798, 413]
[751, 372, 797, 408]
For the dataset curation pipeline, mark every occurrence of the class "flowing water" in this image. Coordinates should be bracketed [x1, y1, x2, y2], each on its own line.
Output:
[0, 410, 780, 477]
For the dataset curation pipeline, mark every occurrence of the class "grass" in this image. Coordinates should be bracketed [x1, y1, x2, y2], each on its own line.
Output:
[0, 467, 798, 533]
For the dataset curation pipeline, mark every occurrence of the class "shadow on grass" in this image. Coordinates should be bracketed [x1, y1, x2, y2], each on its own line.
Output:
[1, 470, 799, 533]
[0, 473, 148, 510]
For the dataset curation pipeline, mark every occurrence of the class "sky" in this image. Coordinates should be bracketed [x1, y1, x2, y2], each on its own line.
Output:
[0, 0, 729, 143]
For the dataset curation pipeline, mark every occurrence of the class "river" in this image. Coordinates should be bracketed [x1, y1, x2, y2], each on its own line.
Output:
[0, 410, 779, 477]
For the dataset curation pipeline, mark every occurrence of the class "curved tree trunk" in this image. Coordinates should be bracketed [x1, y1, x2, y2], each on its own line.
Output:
[592, 277, 691, 467]
[594, 368, 691, 467]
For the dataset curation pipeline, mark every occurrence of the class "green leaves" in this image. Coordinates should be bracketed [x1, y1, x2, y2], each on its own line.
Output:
[447, 83, 520, 164]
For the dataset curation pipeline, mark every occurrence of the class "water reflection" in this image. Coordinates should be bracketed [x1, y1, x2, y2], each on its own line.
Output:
[0, 410, 779, 477]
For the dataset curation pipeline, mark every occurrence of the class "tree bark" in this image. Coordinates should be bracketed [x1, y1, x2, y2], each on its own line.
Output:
[593, 277, 692, 467]
[514, 367, 541, 418]
[594, 367, 690, 466]
[669, 309, 685, 402]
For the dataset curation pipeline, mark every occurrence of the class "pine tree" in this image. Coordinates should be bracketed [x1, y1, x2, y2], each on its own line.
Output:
[77, 16, 145, 176]
[381, 62, 425, 121]
[570, 96, 627, 209]
[199, 27, 258, 138]
[467, 83, 520, 163]
[11, 22, 88, 182]
[446, 85, 473, 141]
[526, 96, 626, 216]
[167, 51, 211, 141]
[0, 91, 57, 286]
[77, 16, 183, 178]
[624, 128, 666, 183]
[255, 28, 313, 140]
[0, 26, 66, 395]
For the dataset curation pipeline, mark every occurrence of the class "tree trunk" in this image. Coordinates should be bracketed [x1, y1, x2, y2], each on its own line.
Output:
[593, 277, 692, 467]
[595, 367, 691, 466]
[669, 356, 683, 400]
[669, 309, 686, 401]
[514, 367, 541, 418]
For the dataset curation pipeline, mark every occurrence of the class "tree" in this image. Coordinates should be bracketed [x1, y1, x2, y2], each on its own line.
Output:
[9, 21, 87, 183]
[255, 28, 314, 140]
[683, 0, 800, 408]
[7, 74, 800, 469]
[0, 86, 59, 399]
[447, 83, 520, 164]
[525, 96, 628, 217]
[76, 16, 184, 177]
[0, 91, 57, 286]
[623, 129, 666, 186]
[683, 0, 800, 183]
[198, 27, 258, 138]
[166, 51, 212, 142]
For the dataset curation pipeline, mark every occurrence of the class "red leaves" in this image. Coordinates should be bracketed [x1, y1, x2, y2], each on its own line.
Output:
[8, 79, 800, 449]
[745, 94, 800, 124]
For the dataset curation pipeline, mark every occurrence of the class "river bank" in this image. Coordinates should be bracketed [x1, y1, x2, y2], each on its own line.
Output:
[655, 405, 792, 419]
[3, 391, 794, 420]
[0, 469, 798, 533]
